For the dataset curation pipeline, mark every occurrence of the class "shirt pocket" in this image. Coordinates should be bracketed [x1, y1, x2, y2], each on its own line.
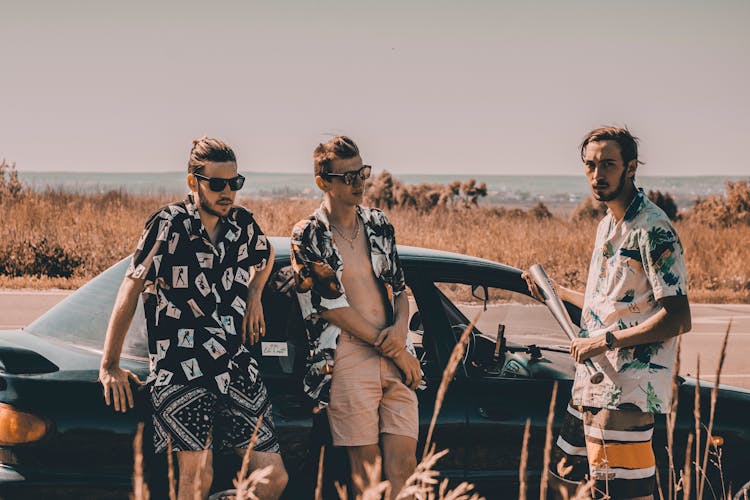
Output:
[606, 252, 644, 303]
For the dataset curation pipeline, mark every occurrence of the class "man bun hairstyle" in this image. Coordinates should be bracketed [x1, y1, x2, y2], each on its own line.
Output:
[188, 137, 237, 174]
[579, 126, 643, 167]
[313, 135, 360, 177]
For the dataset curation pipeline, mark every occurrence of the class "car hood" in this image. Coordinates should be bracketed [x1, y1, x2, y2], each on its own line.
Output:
[0, 328, 145, 382]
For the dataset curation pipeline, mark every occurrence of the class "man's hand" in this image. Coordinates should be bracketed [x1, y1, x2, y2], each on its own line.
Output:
[392, 350, 422, 390]
[242, 296, 265, 345]
[374, 325, 407, 358]
[569, 336, 607, 363]
[521, 270, 550, 303]
[99, 365, 141, 413]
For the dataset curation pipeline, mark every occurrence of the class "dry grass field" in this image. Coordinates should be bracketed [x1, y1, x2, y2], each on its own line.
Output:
[1, 188, 749, 303]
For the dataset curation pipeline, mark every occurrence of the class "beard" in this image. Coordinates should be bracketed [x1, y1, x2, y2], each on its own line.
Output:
[197, 182, 232, 218]
[592, 167, 629, 202]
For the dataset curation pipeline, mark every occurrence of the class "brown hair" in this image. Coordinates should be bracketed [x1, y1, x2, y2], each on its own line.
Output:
[313, 135, 360, 177]
[188, 137, 236, 174]
[579, 126, 642, 166]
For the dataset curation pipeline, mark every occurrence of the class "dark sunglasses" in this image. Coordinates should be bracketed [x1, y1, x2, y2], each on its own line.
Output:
[193, 173, 246, 192]
[324, 165, 372, 185]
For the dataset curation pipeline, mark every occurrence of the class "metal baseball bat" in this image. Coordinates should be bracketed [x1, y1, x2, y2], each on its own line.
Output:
[528, 264, 604, 384]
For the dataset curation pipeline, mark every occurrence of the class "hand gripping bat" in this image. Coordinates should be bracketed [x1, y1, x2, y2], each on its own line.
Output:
[528, 264, 604, 384]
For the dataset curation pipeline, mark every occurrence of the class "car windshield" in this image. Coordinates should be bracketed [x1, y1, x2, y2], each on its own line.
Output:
[25, 258, 149, 360]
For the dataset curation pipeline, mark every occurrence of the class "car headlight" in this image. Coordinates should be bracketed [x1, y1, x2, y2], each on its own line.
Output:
[0, 403, 48, 445]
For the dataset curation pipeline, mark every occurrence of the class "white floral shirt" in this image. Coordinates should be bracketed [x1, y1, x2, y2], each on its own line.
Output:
[572, 189, 688, 414]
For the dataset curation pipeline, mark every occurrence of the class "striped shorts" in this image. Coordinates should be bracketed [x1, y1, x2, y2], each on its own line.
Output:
[550, 401, 655, 500]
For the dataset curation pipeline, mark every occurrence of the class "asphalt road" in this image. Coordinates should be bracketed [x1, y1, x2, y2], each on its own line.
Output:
[2, 291, 749, 390]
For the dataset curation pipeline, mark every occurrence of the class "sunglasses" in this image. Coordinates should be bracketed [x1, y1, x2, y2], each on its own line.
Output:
[193, 173, 246, 192]
[324, 165, 372, 185]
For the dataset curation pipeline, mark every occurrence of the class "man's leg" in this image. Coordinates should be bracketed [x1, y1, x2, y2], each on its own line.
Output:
[346, 444, 382, 497]
[221, 368, 287, 498]
[232, 449, 288, 500]
[381, 433, 417, 498]
[176, 450, 213, 500]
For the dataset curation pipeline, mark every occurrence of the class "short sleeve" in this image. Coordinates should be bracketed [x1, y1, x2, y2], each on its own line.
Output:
[245, 217, 271, 271]
[640, 219, 688, 300]
[126, 210, 171, 284]
[290, 220, 350, 321]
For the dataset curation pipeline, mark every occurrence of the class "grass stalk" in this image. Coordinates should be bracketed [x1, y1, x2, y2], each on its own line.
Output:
[694, 356, 701, 498]
[683, 433, 694, 500]
[539, 382, 558, 500]
[423, 312, 481, 459]
[167, 435, 176, 500]
[518, 419, 530, 500]
[315, 446, 325, 500]
[697, 319, 732, 500]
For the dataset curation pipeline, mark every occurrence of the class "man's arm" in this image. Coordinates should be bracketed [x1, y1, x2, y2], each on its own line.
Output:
[243, 244, 275, 345]
[99, 277, 143, 412]
[319, 307, 382, 345]
[522, 271, 585, 309]
[570, 295, 691, 362]
[374, 292, 409, 357]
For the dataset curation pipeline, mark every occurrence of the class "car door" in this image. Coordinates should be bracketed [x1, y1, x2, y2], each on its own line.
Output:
[428, 280, 577, 494]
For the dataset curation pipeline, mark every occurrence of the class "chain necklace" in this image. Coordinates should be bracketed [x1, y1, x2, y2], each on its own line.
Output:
[331, 217, 360, 249]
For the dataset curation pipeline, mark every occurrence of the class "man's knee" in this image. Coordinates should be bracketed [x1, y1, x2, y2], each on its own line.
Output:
[383, 452, 416, 479]
[177, 451, 213, 494]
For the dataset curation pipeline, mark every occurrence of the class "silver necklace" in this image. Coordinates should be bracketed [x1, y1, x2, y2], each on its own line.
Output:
[331, 217, 360, 249]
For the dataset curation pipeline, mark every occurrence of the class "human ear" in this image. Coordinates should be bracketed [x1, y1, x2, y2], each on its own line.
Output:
[627, 160, 638, 178]
[187, 173, 198, 192]
[314, 175, 329, 192]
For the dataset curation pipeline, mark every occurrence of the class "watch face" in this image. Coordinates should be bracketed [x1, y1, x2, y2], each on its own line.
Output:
[605, 331, 615, 349]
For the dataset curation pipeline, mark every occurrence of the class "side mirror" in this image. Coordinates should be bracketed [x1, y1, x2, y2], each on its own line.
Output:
[471, 284, 488, 311]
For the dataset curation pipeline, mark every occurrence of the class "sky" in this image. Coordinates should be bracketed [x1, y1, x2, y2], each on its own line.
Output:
[1, 0, 748, 176]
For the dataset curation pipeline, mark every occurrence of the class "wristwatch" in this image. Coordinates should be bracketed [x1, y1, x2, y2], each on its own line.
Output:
[605, 330, 616, 350]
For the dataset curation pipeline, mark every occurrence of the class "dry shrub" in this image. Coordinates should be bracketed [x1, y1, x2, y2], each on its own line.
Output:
[571, 196, 607, 221]
[0, 159, 27, 203]
[647, 190, 679, 221]
[365, 171, 488, 211]
[688, 179, 750, 227]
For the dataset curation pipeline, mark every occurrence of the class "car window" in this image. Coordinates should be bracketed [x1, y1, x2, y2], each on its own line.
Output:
[25, 258, 150, 359]
[434, 283, 565, 343]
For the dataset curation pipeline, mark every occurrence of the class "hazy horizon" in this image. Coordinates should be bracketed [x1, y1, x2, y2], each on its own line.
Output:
[2, 0, 748, 176]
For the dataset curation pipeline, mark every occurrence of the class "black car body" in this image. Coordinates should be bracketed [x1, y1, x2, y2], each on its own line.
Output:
[0, 237, 748, 499]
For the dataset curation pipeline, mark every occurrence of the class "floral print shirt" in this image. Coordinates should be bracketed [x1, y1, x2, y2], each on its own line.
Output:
[126, 194, 270, 394]
[572, 189, 688, 414]
[290, 203, 413, 406]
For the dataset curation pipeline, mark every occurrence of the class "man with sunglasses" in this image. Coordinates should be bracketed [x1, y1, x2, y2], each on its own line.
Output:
[291, 136, 422, 497]
[99, 137, 287, 499]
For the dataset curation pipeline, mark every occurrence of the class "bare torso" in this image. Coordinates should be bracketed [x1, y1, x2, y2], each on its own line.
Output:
[334, 218, 389, 332]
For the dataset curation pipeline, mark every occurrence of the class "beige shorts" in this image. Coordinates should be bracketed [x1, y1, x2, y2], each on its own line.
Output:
[327, 331, 419, 447]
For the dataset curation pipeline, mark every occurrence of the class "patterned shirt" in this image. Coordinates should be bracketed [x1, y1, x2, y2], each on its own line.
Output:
[126, 194, 270, 394]
[290, 203, 414, 406]
[573, 189, 688, 414]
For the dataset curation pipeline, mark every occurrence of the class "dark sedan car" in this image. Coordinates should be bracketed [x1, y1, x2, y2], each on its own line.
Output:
[0, 237, 748, 499]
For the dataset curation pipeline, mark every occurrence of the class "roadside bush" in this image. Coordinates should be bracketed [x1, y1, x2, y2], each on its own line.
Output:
[0, 159, 26, 203]
[0, 239, 84, 278]
[365, 171, 487, 211]
[688, 179, 750, 227]
[647, 190, 678, 220]
[571, 196, 607, 221]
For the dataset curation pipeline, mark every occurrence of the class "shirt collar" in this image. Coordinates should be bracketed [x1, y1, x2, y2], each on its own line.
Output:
[605, 188, 646, 223]
[314, 202, 365, 230]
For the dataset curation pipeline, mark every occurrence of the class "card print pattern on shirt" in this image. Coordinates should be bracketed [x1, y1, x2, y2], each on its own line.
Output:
[177, 329, 194, 348]
[125, 196, 270, 392]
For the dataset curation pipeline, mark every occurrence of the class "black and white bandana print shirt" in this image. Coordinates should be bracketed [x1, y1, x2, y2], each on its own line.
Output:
[290, 203, 416, 407]
[126, 194, 270, 394]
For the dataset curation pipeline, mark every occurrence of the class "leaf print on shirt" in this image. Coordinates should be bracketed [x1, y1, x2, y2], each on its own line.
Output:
[618, 289, 635, 303]
[643, 382, 664, 413]
[605, 385, 623, 407]
[647, 226, 680, 286]
[618, 342, 666, 372]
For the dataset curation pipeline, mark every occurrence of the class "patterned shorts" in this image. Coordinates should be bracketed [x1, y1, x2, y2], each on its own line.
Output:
[550, 401, 655, 499]
[150, 373, 280, 454]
